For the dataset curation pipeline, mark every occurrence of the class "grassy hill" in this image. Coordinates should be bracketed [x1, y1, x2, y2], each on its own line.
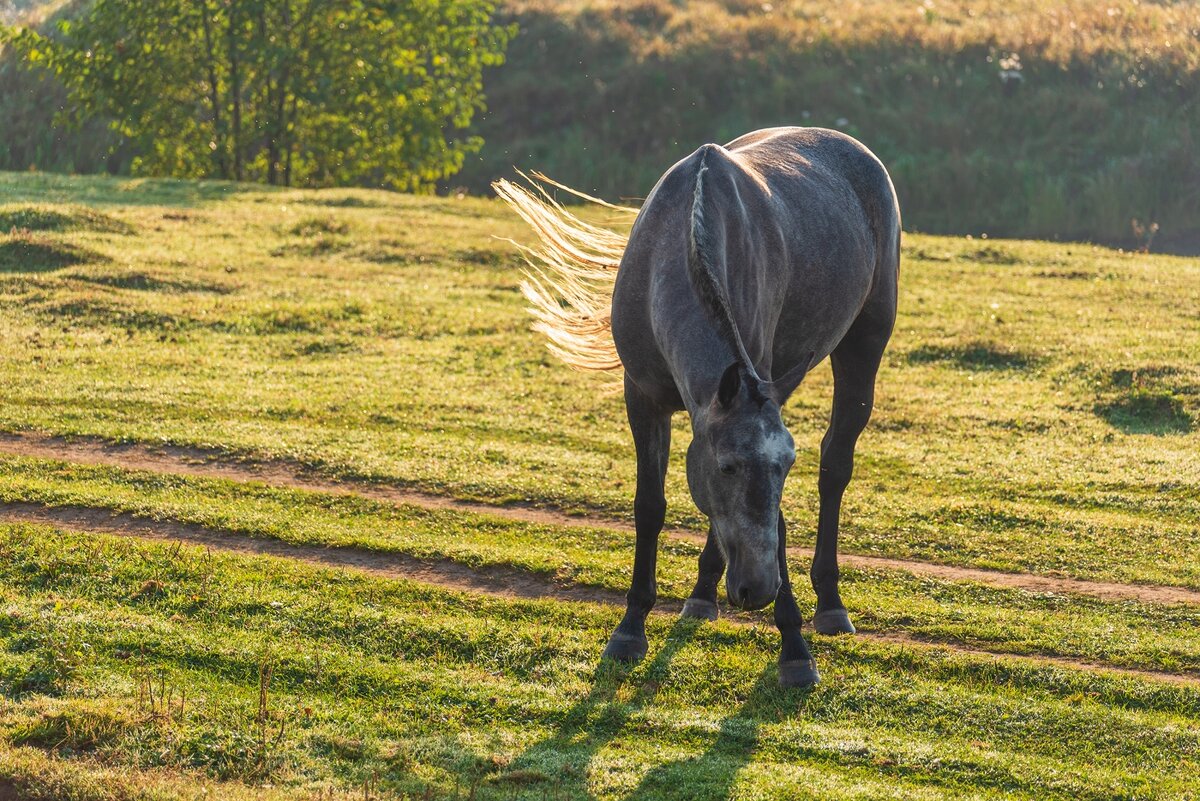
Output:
[0, 171, 1198, 798]
[4, 0, 1200, 249]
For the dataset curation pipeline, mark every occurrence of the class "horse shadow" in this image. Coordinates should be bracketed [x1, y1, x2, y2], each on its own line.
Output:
[619, 665, 809, 801]
[496, 617, 701, 797]
[497, 619, 812, 800]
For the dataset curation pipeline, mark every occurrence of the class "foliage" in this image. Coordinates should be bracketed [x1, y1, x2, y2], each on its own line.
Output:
[0, 0, 513, 190]
[457, 0, 1200, 249]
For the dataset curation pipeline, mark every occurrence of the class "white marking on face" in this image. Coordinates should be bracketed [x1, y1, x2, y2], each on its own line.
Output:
[759, 426, 794, 464]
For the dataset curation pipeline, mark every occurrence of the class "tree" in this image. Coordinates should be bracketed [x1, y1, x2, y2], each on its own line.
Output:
[0, 0, 513, 190]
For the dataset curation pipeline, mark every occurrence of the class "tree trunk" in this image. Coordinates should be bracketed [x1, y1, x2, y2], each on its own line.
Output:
[227, 2, 244, 181]
[199, 1, 228, 179]
[284, 93, 297, 186]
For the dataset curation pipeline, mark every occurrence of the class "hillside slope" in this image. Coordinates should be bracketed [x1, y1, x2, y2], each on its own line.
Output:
[460, 0, 1200, 249]
[0, 171, 1198, 799]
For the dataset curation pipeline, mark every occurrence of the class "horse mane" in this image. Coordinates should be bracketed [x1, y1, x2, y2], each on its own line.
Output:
[492, 172, 635, 371]
[687, 146, 762, 388]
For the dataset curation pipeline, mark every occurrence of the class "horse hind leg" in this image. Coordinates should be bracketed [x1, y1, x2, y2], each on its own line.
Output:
[680, 526, 724, 621]
[602, 376, 672, 663]
[811, 314, 891, 636]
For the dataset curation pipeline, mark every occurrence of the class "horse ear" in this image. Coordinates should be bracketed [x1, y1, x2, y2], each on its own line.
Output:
[768, 351, 816, 404]
[717, 362, 741, 408]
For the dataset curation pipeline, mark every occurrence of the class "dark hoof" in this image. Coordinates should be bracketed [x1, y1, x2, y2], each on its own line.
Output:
[601, 632, 648, 663]
[680, 598, 719, 621]
[778, 658, 820, 688]
[813, 608, 856, 636]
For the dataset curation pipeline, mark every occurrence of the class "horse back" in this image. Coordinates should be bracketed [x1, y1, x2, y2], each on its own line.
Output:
[613, 127, 899, 407]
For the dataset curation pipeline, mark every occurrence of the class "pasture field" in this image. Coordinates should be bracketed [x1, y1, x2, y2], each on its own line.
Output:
[0, 170, 1198, 798]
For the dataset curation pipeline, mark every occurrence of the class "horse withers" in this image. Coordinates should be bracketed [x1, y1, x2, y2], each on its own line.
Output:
[496, 127, 900, 686]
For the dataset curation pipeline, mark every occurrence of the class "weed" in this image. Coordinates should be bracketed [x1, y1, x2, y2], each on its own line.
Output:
[71, 271, 235, 294]
[9, 704, 135, 754]
[287, 217, 351, 237]
[1096, 390, 1192, 435]
[6, 620, 89, 697]
[0, 204, 132, 235]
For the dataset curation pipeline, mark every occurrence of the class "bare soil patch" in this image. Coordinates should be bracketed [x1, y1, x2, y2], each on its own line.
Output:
[1, 500, 1195, 688]
[2, 431, 1199, 607]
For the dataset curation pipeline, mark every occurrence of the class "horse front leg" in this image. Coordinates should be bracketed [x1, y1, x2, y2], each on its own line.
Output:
[602, 378, 672, 663]
[775, 512, 819, 687]
[680, 526, 724, 621]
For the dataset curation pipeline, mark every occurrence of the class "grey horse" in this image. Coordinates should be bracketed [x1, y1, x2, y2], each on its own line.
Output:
[496, 127, 900, 686]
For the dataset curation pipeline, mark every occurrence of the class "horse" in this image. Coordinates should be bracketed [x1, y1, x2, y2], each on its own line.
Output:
[495, 127, 900, 686]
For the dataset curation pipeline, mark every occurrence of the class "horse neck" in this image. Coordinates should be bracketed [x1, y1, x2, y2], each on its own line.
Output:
[659, 310, 768, 416]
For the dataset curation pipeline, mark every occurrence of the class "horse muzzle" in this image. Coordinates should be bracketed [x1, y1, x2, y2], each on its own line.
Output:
[725, 565, 781, 611]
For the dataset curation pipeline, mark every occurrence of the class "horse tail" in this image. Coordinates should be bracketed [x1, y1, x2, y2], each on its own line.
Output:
[493, 172, 636, 372]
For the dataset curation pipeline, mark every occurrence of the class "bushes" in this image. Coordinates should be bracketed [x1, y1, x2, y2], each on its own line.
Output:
[458, 0, 1200, 247]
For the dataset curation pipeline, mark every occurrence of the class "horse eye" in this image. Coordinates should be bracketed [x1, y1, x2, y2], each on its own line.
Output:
[719, 463, 737, 475]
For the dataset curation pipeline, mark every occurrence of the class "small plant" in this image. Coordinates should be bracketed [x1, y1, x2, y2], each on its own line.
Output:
[253, 654, 288, 778]
[134, 666, 187, 723]
[10, 621, 89, 696]
[997, 52, 1024, 94]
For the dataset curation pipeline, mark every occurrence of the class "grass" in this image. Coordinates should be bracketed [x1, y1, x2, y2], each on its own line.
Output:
[1, 524, 1199, 800]
[0, 170, 1198, 796]
[1, 453, 1199, 676]
[0, 172, 1197, 542]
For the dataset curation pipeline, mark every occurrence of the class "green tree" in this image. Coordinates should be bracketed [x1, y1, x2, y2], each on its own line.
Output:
[1, 0, 512, 190]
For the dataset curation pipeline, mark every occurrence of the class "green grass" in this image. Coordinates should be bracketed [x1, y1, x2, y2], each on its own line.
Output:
[0, 171, 1199, 797]
[1, 524, 1199, 800]
[0, 171, 1197, 569]
[1, 454, 1199, 677]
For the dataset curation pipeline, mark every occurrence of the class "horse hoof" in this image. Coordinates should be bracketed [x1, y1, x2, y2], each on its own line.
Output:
[813, 608, 856, 635]
[778, 658, 820, 688]
[680, 598, 719, 621]
[601, 632, 648, 663]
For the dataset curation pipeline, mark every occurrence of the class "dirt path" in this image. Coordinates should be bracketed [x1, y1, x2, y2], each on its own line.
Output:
[3, 431, 1200, 607]
[1, 500, 1197, 689]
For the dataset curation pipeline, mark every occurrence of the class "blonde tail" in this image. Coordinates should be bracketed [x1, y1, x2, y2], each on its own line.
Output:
[493, 172, 636, 371]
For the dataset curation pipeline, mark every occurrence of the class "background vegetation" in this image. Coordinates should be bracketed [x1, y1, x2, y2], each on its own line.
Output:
[5, 0, 1198, 246]
[457, 0, 1200, 248]
[1, 0, 512, 190]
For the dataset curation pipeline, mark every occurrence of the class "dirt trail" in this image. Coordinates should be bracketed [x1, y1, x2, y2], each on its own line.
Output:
[1, 500, 1195, 689]
[2, 431, 1200, 607]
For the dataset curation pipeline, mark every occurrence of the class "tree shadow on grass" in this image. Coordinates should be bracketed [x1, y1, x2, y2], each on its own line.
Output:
[492, 618, 704, 798]
[0, 171, 264, 209]
[622, 665, 812, 801]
